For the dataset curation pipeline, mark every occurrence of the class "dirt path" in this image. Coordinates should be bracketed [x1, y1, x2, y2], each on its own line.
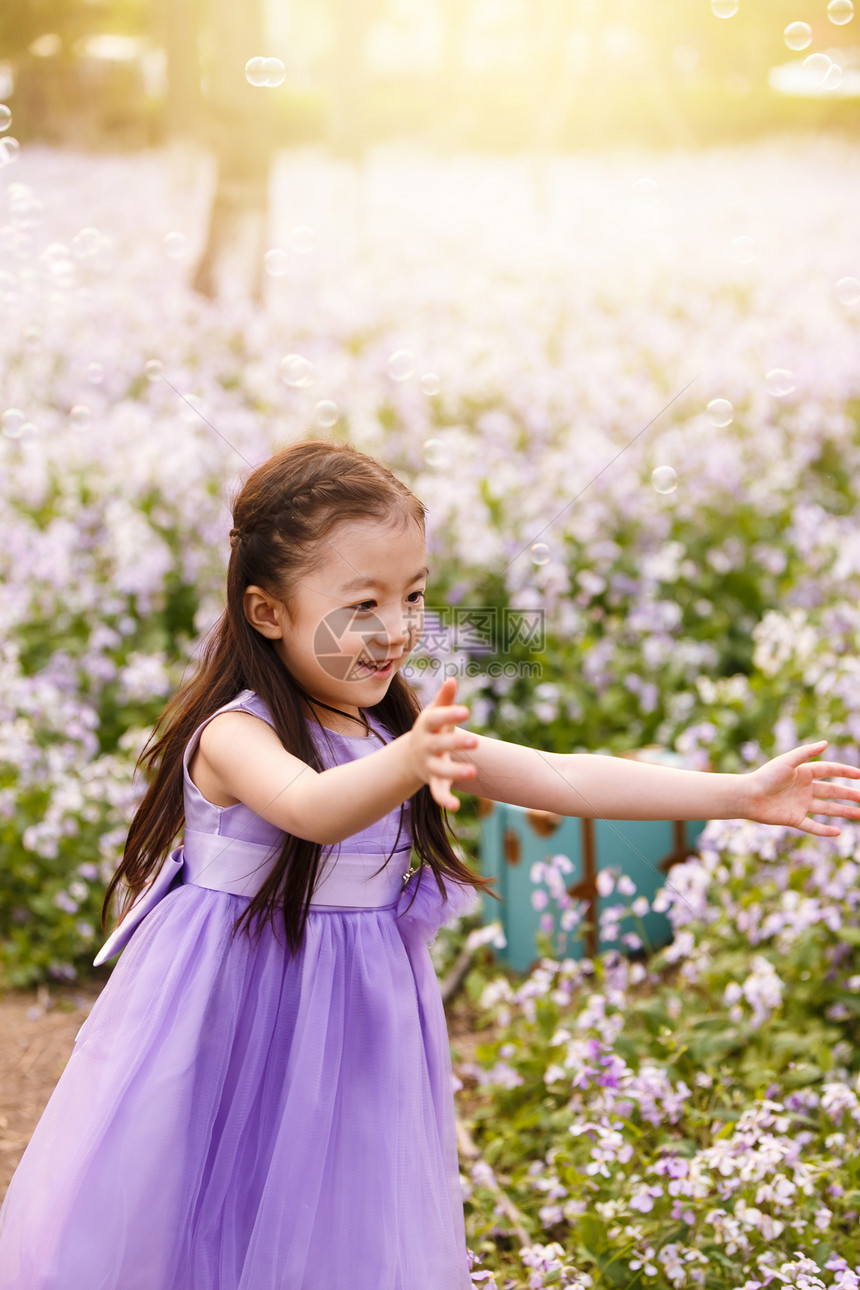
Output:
[0, 980, 105, 1204]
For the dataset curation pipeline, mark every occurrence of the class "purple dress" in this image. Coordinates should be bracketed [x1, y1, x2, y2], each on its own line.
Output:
[0, 690, 478, 1290]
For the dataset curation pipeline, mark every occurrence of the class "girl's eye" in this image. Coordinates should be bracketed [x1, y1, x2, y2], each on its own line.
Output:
[352, 591, 425, 613]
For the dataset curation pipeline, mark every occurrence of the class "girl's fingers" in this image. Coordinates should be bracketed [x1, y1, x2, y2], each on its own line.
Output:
[431, 756, 476, 779]
[798, 817, 841, 837]
[811, 781, 860, 802]
[425, 706, 470, 730]
[425, 726, 465, 756]
[783, 740, 828, 767]
[432, 732, 477, 752]
[430, 779, 460, 810]
[431, 677, 457, 704]
[808, 799, 860, 819]
[810, 762, 860, 780]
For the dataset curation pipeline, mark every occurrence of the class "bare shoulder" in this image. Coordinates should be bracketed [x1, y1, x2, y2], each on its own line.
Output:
[195, 710, 320, 835]
[199, 709, 285, 754]
[188, 714, 273, 808]
[197, 711, 287, 798]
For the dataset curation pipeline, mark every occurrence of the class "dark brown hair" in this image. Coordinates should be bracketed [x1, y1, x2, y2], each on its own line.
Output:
[102, 439, 498, 956]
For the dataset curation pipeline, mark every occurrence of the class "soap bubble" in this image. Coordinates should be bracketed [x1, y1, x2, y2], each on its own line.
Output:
[315, 399, 339, 428]
[145, 359, 163, 381]
[711, 0, 738, 17]
[245, 56, 285, 87]
[42, 243, 74, 277]
[530, 543, 551, 566]
[0, 138, 20, 165]
[86, 362, 104, 385]
[784, 21, 813, 49]
[245, 57, 268, 87]
[765, 368, 796, 397]
[422, 438, 446, 467]
[731, 235, 756, 263]
[388, 350, 415, 381]
[707, 398, 734, 428]
[1, 408, 24, 439]
[290, 226, 315, 253]
[70, 227, 101, 258]
[651, 466, 678, 495]
[823, 62, 844, 89]
[9, 184, 42, 229]
[0, 106, 10, 132]
[7, 181, 32, 200]
[279, 354, 314, 387]
[828, 0, 854, 24]
[164, 232, 187, 259]
[70, 404, 91, 429]
[836, 276, 860, 305]
[264, 248, 288, 277]
[803, 52, 832, 82]
[262, 58, 286, 87]
[419, 372, 441, 396]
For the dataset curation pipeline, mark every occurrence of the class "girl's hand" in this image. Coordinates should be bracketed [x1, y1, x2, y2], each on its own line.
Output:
[408, 676, 478, 811]
[745, 740, 860, 836]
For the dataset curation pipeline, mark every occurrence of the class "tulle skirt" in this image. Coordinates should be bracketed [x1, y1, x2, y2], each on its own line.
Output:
[0, 867, 478, 1290]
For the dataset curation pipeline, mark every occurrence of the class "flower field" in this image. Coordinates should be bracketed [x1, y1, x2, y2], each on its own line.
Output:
[450, 812, 860, 1288]
[2, 133, 860, 1285]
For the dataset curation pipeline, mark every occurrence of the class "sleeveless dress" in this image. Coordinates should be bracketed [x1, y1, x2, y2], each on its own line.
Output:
[0, 689, 479, 1290]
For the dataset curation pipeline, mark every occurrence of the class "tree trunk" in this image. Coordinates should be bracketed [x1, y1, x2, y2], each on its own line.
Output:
[191, 0, 272, 302]
[161, 0, 202, 142]
[327, 0, 371, 161]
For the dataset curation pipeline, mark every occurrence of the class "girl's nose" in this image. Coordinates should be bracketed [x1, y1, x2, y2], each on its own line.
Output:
[375, 609, 418, 654]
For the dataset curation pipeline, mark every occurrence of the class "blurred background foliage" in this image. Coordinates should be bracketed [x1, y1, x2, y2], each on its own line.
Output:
[1, 0, 859, 157]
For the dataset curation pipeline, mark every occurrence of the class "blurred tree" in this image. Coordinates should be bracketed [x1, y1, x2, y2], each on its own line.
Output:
[1, 0, 857, 159]
[159, 0, 202, 141]
[527, 0, 603, 207]
[0, 0, 146, 57]
[0, 0, 151, 146]
[191, 0, 272, 302]
[434, 0, 469, 149]
[327, 0, 375, 160]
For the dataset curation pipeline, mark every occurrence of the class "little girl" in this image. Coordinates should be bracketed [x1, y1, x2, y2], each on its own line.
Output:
[1, 439, 859, 1290]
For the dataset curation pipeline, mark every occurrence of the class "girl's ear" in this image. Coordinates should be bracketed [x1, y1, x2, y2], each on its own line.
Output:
[242, 586, 286, 639]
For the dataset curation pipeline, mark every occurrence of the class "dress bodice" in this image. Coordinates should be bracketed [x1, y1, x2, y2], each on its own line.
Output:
[93, 689, 414, 966]
[181, 689, 412, 858]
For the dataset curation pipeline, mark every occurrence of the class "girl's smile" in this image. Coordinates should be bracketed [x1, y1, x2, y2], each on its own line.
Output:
[354, 657, 397, 678]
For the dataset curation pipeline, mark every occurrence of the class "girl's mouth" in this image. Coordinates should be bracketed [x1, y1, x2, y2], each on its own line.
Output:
[357, 658, 394, 677]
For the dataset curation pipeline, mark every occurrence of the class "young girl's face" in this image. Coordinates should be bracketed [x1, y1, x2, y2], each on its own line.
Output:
[250, 516, 428, 721]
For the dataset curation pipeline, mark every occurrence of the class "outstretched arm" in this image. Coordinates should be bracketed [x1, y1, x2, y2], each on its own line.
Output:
[450, 734, 860, 837]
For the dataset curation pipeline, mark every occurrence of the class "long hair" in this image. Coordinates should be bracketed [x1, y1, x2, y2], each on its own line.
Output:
[102, 439, 499, 956]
